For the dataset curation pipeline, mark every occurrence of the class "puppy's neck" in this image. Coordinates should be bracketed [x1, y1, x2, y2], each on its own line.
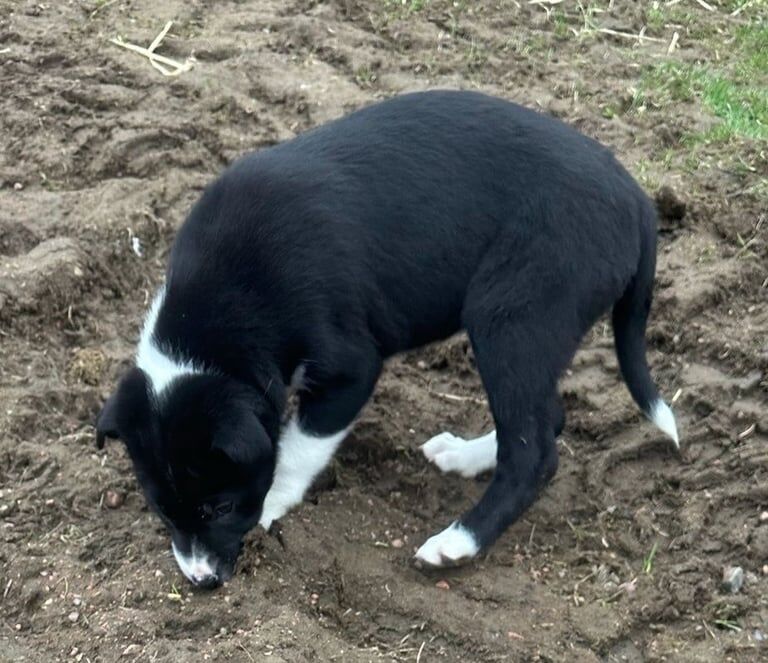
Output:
[136, 287, 287, 428]
[136, 287, 206, 396]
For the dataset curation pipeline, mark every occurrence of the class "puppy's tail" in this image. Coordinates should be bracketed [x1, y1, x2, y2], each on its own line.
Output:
[612, 204, 679, 448]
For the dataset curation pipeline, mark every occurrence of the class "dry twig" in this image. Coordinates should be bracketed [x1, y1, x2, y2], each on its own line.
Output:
[692, 0, 715, 11]
[109, 21, 194, 77]
[596, 27, 665, 43]
[667, 31, 680, 54]
[431, 390, 488, 406]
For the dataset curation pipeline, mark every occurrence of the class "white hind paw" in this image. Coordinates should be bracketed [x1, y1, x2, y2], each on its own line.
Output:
[422, 431, 462, 460]
[421, 431, 497, 478]
[414, 522, 480, 569]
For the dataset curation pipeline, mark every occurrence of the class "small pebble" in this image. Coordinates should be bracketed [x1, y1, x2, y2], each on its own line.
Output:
[435, 580, 450, 590]
[105, 490, 124, 509]
[762, 565, 768, 576]
[391, 538, 404, 549]
[721, 566, 744, 594]
[759, 511, 768, 523]
[754, 629, 766, 643]
[13, 182, 23, 191]
[219, 627, 228, 636]
[68, 611, 79, 622]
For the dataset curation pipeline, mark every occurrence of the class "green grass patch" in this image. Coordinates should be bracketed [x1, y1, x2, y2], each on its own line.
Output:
[733, 22, 768, 75]
[643, 63, 768, 142]
[639, 19, 768, 143]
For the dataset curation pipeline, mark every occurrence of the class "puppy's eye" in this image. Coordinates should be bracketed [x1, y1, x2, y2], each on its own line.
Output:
[215, 501, 233, 516]
[198, 501, 233, 521]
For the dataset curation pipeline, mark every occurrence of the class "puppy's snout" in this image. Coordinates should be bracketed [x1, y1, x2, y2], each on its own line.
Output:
[172, 540, 224, 589]
[191, 572, 221, 590]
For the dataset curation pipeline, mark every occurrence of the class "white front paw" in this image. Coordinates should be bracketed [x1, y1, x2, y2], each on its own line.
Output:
[421, 431, 496, 478]
[258, 489, 298, 529]
[414, 522, 480, 569]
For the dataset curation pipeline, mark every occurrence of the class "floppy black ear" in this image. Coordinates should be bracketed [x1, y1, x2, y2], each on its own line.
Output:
[95, 367, 152, 450]
[95, 391, 121, 449]
[211, 406, 272, 467]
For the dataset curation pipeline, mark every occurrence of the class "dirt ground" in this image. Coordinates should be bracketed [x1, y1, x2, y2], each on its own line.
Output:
[1, 0, 766, 661]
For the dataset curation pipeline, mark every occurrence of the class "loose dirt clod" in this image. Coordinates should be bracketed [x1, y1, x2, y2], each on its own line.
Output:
[69, 348, 107, 385]
[655, 185, 687, 226]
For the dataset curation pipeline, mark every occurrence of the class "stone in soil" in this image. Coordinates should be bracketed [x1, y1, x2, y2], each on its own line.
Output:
[721, 566, 744, 594]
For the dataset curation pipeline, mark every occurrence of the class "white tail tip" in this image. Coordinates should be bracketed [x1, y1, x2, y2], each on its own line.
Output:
[650, 399, 679, 448]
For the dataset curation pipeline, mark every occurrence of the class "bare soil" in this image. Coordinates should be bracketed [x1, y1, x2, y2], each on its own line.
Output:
[1, 1, 766, 661]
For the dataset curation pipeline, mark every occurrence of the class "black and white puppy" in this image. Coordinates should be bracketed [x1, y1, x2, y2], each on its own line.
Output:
[96, 90, 678, 588]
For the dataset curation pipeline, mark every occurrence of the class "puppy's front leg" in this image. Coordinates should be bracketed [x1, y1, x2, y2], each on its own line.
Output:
[259, 417, 348, 528]
[259, 351, 382, 529]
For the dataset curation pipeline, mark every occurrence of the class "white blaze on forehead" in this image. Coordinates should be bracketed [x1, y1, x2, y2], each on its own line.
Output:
[136, 287, 203, 395]
[172, 539, 217, 584]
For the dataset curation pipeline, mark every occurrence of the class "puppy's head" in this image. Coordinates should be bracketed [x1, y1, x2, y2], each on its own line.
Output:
[96, 368, 279, 588]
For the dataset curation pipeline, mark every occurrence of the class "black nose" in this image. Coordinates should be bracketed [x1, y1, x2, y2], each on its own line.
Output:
[192, 574, 221, 590]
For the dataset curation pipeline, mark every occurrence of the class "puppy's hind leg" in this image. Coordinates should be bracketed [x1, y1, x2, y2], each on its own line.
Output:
[415, 248, 581, 569]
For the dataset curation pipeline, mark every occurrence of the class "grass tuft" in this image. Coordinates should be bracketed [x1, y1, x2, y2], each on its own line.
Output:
[639, 18, 768, 144]
[643, 542, 659, 575]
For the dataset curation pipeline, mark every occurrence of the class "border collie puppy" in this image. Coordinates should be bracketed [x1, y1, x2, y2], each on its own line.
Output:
[96, 90, 678, 588]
